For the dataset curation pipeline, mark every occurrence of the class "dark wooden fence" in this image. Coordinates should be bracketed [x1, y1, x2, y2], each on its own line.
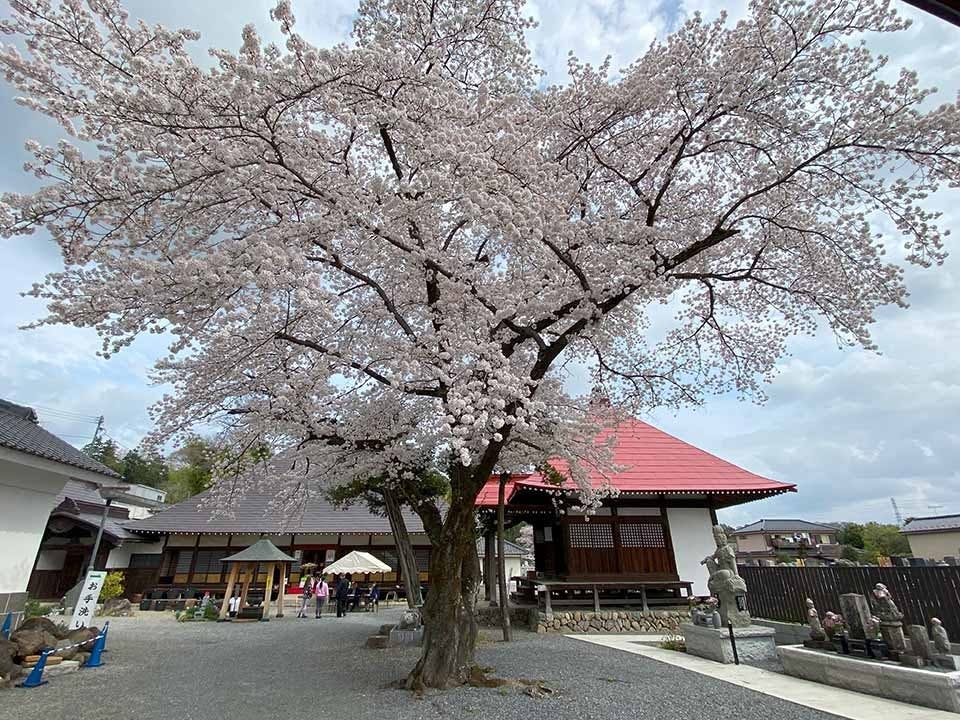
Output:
[740, 565, 960, 638]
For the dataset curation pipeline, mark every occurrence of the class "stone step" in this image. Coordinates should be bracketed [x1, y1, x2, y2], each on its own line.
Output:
[365, 634, 390, 649]
[379, 624, 396, 635]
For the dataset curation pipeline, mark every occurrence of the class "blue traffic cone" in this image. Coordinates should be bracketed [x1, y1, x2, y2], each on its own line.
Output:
[84, 627, 107, 668]
[1, 612, 11, 640]
[19, 650, 50, 688]
[100, 621, 110, 653]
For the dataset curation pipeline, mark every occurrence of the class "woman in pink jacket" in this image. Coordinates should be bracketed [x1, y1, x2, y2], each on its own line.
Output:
[315, 573, 329, 618]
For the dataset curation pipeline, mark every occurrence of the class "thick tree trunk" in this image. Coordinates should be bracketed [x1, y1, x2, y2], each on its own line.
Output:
[497, 472, 512, 641]
[382, 487, 422, 609]
[408, 495, 479, 690]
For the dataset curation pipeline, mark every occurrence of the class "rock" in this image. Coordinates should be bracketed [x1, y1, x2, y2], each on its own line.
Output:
[11, 629, 57, 658]
[398, 609, 421, 630]
[0, 642, 17, 683]
[75, 652, 91, 666]
[16, 616, 63, 639]
[101, 598, 134, 617]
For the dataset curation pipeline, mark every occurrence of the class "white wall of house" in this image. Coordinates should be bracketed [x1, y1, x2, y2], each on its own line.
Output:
[905, 532, 960, 561]
[0, 457, 70, 595]
[667, 507, 715, 596]
[477, 554, 523, 592]
[734, 534, 769, 552]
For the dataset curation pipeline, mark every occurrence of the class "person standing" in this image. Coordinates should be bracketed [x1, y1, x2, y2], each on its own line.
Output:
[335, 573, 350, 618]
[297, 575, 313, 618]
[315, 574, 328, 618]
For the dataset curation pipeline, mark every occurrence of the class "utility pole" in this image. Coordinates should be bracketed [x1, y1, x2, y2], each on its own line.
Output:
[890, 498, 903, 527]
[90, 415, 104, 445]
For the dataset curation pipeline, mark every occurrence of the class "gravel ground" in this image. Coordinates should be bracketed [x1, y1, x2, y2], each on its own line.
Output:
[2, 608, 841, 720]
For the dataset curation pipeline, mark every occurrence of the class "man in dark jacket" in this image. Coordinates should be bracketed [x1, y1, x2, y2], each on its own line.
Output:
[335, 574, 351, 618]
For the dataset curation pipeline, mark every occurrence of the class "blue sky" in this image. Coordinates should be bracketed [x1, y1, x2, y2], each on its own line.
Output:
[0, 0, 958, 527]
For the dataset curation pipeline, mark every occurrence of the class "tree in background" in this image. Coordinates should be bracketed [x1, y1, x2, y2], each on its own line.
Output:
[165, 435, 217, 503]
[837, 523, 866, 549]
[82, 436, 124, 475]
[862, 522, 911, 563]
[4, 0, 956, 689]
[121, 449, 168, 488]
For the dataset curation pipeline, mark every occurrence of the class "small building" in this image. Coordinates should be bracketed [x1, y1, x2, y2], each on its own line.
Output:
[476, 418, 796, 598]
[27, 479, 166, 600]
[476, 538, 527, 592]
[731, 519, 841, 566]
[901, 514, 960, 562]
[0, 399, 120, 624]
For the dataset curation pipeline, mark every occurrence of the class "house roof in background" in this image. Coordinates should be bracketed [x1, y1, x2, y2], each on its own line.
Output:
[475, 538, 527, 558]
[0, 399, 120, 480]
[901, 514, 960, 535]
[477, 418, 795, 507]
[50, 480, 140, 541]
[733, 519, 840, 535]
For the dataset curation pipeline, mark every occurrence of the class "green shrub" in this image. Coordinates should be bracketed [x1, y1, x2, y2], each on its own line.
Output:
[659, 631, 686, 652]
[99, 571, 125, 601]
[202, 602, 218, 620]
[23, 598, 46, 618]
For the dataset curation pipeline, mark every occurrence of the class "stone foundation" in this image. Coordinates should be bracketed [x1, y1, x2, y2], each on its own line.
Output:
[533, 609, 688, 634]
[475, 605, 538, 628]
[681, 622, 778, 665]
[779, 645, 960, 713]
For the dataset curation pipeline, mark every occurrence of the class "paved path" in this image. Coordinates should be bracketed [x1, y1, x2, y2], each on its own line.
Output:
[2, 609, 843, 720]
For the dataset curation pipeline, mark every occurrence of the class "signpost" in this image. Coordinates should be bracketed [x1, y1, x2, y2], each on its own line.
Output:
[69, 570, 107, 630]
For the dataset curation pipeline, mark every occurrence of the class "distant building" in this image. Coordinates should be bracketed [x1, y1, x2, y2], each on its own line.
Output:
[0, 399, 119, 625]
[901, 514, 960, 562]
[731, 519, 841, 566]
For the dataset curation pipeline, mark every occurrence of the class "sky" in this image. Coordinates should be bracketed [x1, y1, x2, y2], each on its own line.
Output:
[0, 0, 957, 527]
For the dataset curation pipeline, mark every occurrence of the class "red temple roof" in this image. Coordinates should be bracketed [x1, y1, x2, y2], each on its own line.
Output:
[476, 418, 795, 507]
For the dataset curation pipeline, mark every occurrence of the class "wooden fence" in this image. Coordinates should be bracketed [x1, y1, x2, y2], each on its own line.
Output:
[740, 565, 960, 638]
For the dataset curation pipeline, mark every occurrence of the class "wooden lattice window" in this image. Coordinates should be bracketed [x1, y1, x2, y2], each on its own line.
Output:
[619, 522, 666, 548]
[569, 522, 614, 549]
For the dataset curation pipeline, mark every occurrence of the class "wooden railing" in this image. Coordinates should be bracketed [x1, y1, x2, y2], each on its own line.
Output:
[740, 565, 960, 638]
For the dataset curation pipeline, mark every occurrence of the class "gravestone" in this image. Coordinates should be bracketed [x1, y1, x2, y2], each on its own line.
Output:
[908, 625, 931, 661]
[839, 593, 872, 640]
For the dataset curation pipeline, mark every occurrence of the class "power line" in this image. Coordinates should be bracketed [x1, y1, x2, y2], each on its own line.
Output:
[31, 404, 100, 422]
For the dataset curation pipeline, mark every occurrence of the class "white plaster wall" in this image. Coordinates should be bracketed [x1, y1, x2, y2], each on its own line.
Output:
[667, 507, 715, 596]
[0, 459, 69, 593]
[105, 540, 165, 569]
[906, 532, 960, 561]
[35, 549, 66, 571]
[735, 534, 769, 552]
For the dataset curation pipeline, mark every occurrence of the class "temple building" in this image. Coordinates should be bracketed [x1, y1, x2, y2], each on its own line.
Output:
[476, 418, 795, 598]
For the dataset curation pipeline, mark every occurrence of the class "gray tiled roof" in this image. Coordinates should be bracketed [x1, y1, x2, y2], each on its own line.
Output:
[0, 399, 120, 479]
[222, 539, 297, 563]
[475, 538, 527, 558]
[126, 487, 429, 535]
[901, 514, 960, 534]
[733, 519, 839, 535]
[52, 480, 141, 541]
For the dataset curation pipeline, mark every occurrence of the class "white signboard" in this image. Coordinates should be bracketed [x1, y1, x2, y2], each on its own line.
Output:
[69, 570, 107, 630]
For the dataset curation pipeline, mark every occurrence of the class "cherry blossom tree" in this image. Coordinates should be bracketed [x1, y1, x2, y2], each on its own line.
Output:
[1, 0, 957, 688]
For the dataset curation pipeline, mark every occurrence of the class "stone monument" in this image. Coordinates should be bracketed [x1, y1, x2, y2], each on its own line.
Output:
[680, 525, 777, 665]
[872, 583, 906, 655]
[901, 624, 932, 668]
[839, 593, 872, 640]
[931, 618, 960, 671]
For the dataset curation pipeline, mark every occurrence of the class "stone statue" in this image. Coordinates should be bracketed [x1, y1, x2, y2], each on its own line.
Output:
[701, 524, 751, 628]
[806, 598, 826, 641]
[872, 583, 903, 622]
[932, 618, 951, 655]
[872, 583, 906, 654]
[866, 615, 881, 640]
[822, 611, 842, 639]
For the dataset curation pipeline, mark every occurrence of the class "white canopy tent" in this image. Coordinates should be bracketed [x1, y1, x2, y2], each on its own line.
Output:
[321, 550, 391, 576]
